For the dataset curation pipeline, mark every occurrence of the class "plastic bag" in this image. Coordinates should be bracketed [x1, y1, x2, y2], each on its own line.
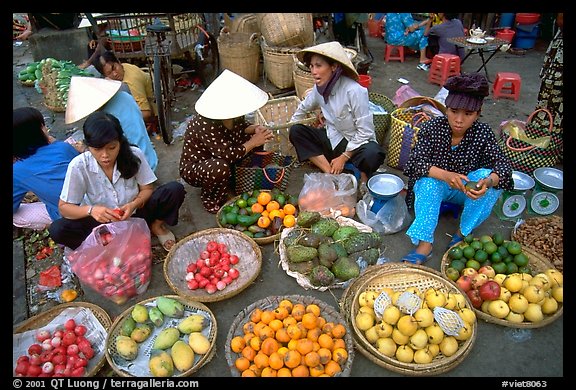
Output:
[356, 193, 413, 234]
[392, 84, 420, 106]
[65, 218, 152, 305]
[434, 87, 449, 105]
[298, 173, 357, 217]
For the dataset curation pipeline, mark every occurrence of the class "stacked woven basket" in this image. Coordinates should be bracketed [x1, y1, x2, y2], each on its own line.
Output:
[218, 26, 261, 84]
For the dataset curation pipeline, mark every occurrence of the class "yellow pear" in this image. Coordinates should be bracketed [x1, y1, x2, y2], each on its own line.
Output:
[414, 308, 435, 328]
[424, 323, 445, 345]
[382, 305, 401, 326]
[439, 336, 459, 357]
[454, 321, 473, 341]
[544, 269, 563, 288]
[375, 337, 397, 357]
[391, 291, 403, 305]
[396, 315, 418, 337]
[355, 312, 375, 331]
[492, 273, 507, 286]
[457, 307, 476, 324]
[523, 303, 544, 322]
[413, 348, 434, 364]
[522, 285, 545, 304]
[391, 328, 410, 345]
[409, 329, 429, 350]
[541, 297, 559, 315]
[503, 273, 523, 293]
[530, 274, 551, 291]
[551, 286, 563, 303]
[443, 292, 458, 310]
[481, 300, 491, 314]
[358, 290, 379, 308]
[488, 299, 510, 319]
[453, 293, 468, 310]
[426, 343, 440, 358]
[508, 293, 529, 313]
[363, 325, 380, 344]
[424, 288, 446, 309]
[395, 345, 414, 363]
[505, 311, 525, 323]
[374, 320, 394, 338]
[499, 286, 512, 303]
[359, 306, 376, 319]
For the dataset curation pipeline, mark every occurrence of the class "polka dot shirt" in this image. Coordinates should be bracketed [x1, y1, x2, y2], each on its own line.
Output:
[404, 116, 514, 207]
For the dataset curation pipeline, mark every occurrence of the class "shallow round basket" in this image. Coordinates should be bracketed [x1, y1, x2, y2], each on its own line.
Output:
[278, 215, 372, 291]
[340, 262, 477, 376]
[441, 241, 563, 328]
[225, 294, 355, 377]
[164, 228, 262, 302]
[511, 215, 563, 272]
[105, 295, 217, 377]
[14, 302, 112, 377]
[216, 193, 280, 245]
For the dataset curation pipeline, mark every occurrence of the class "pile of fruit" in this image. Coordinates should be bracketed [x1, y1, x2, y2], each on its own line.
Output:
[229, 298, 350, 377]
[283, 211, 382, 287]
[113, 296, 213, 377]
[14, 318, 96, 377]
[218, 189, 299, 239]
[354, 287, 475, 364]
[444, 234, 563, 324]
[37, 58, 95, 110]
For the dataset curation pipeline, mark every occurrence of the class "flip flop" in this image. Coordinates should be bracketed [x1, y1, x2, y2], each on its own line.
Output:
[156, 230, 176, 252]
[447, 233, 464, 250]
[401, 249, 433, 265]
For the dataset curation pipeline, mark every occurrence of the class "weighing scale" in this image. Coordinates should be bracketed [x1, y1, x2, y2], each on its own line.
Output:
[494, 171, 535, 221]
[367, 173, 404, 213]
[528, 167, 563, 215]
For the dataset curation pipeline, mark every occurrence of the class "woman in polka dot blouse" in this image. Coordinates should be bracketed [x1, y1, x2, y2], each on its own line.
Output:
[179, 70, 274, 214]
[401, 72, 514, 264]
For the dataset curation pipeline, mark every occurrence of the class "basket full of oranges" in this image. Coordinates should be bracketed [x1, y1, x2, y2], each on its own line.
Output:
[217, 189, 299, 245]
[225, 295, 354, 377]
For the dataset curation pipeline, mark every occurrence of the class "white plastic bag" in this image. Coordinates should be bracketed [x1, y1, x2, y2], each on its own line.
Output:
[298, 173, 357, 217]
[356, 193, 412, 234]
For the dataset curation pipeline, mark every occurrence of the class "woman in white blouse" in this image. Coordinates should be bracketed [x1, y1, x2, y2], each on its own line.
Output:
[49, 111, 185, 251]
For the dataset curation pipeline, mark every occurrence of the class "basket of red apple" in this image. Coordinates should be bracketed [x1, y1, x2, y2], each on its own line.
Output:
[163, 228, 262, 302]
[339, 262, 477, 376]
[441, 233, 563, 328]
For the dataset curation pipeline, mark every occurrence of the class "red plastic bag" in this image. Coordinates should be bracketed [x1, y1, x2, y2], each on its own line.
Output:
[39, 265, 62, 288]
[65, 218, 152, 305]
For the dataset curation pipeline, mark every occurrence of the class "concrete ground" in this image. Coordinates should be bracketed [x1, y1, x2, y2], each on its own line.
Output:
[13, 24, 563, 379]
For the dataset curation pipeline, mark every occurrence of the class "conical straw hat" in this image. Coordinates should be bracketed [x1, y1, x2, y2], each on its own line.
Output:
[65, 77, 122, 124]
[296, 41, 359, 81]
[194, 69, 269, 120]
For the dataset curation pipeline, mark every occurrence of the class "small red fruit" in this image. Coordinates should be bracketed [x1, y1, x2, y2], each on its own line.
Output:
[113, 208, 125, 217]
[206, 241, 218, 252]
[229, 255, 239, 265]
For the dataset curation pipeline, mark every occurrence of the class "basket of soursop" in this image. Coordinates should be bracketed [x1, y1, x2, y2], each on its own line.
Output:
[279, 210, 385, 291]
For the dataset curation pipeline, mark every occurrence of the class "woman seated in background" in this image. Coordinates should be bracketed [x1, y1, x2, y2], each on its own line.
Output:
[49, 111, 185, 251]
[179, 69, 274, 214]
[384, 13, 432, 70]
[13, 107, 83, 230]
[426, 13, 466, 60]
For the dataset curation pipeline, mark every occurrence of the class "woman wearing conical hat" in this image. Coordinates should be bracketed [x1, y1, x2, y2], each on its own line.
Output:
[289, 41, 385, 194]
[179, 70, 274, 213]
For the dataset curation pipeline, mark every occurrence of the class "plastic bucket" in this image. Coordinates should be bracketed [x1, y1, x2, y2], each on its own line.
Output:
[496, 29, 516, 43]
[499, 13, 515, 28]
[513, 25, 539, 49]
[358, 74, 372, 89]
[515, 13, 541, 25]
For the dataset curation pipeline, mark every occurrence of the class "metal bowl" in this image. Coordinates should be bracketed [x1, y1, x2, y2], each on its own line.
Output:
[512, 171, 535, 191]
[367, 173, 404, 200]
[533, 167, 563, 191]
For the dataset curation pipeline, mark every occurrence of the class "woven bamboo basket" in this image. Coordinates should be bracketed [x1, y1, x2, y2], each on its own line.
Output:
[14, 302, 112, 377]
[369, 92, 397, 147]
[164, 228, 262, 302]
[293, 65, 315, 100]
[340, 263, 477, 376]
[387, 96, 446, 170]
[105, 295, 217, 377]
[441, 241, 563, 328]
[225, 294, 355, 377]
[261, 37, 301, 89]
[257, 13, 314, 48]
[511, 215, 563, 272]
[230, 13, 260, 35]
[218, 27, 261, 84]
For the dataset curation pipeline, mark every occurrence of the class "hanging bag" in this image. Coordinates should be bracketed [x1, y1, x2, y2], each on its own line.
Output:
[233, 151, 294, 195]
[498, 108, 562, 174]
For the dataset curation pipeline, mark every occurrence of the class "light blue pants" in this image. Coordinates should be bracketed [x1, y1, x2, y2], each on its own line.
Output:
[406, 168, 502, 245]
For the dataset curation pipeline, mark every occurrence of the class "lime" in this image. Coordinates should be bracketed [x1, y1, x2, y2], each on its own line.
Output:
[464, 234, 475, 244]
[465, 259, 481, 271]
[221, 205, 233, 214]
[450, 259, 466, 273]
[470, 240, 483, 251]
[225, 212, 238, 225]
[490, 251, 503, 263]
[275, 194, 286, 207]
[479, 235, 493, 245]
[474, 249, 488, 263]
[448, 247, 464, 260]
[507, 241, 522, 255]
[492, 262, 508, 274]
[247, 197, 258, 207]
[445, 267, 461, 281]
[513, 252, 529, 267]
[242, 230, 254, 238]
[492, 232, 505, 246]
[236, 198, 248, 209]
[241, 192, 250, 201]
[483, 242, 498, 255]
[506, 262, 519, 274]
[251, 189, 261, 199]
[463, 246, 476, 260]
[498, 245, 509, 258]
[231, 205, 240, 214]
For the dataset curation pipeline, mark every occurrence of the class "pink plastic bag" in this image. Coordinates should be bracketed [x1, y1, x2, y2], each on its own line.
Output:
[392, 85, 420, 106]
[65, 218, 152, 305]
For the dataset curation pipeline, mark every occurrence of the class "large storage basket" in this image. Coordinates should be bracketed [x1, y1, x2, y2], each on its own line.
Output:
[293, 58, 315, 100]
[369, 92, 397, 147]
[217, 27, 261, 84]
[255, 96, 318, 157]
[256, 13, 314, 48]
[387, 96, 446, 171]
[261, 37, 301, 89]
[229, 13, 260, 35]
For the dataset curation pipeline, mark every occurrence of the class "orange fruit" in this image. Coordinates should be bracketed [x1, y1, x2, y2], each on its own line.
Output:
[275, 327, 291, 344]
[324, 360, 341, 376]
[291, 364, 310, 377]
[283, 350, 302, 369]
[283, 316, 297, 328]
[268, 352, 285, 370]
[243, 332, 255, 345]
[231, 336, 246, 353]
[249, 336, 261, 352]
[253, 322, 266, 338]
[260, 367, 277, 377]
[296, 338, 314, 355]
[318, 348, 332, 365]
[304, 351, 321, 367]
[332, 347, 348, 365]
[318, 333, 334, 350]
[257, 216, 271, 228]
[283, 214, 296, 228]
[306, 327, 322, 342]
[251, 203, 264, 214]
[268, 209, 284, 221]
[250, 309, 262, 323]
[260, 337, 279, 356]
[247, 364, 262, 377]
[278, 299, 294, 313]
[332, 338, 346, 351]
[287, 339, 298, 351]
[283, 203, 297, 215]
[257, 192, 272, 206]
[277, 367, 292, 377]
[266, 200, 280, 212]
[331, 323, 347, 339]
[291, 304, 306, 321]
[277, 347, 289, 358]
[260, 310, 276, 324]
[235, 356, 250, 372]
[273, 306, 289, 320]
[243, 321, 256, 334]
[241, 345, 256, 362]
[322, 322, 335, 335]
[316, 316, 327, 329]
[258, 325, 275, 341]
[301, 312, 319, 330]
[268, 319, 284, 332]
[309, 364, 325, 377]
[306, 304, 321, 317]
[253, 352, 270, 369]
[241, 368, 257, 377]
[286, 323, 303, 340]
[261, 210, 269, 218]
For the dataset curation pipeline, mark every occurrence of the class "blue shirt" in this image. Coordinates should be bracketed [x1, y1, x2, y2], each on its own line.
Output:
[13, 141, 79, 221]
[385, 13, 429, 50]
[102, 91, 159, 172]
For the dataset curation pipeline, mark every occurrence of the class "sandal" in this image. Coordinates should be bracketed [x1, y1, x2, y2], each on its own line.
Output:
[401, 249, 433, 265]
[156, 230, 176, 252]
[447, 233, 464, 250]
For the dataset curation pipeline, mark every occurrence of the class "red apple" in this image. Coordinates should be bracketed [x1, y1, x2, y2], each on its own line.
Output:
[478, 265, 496, 279]
[456, 275, 473, 293]
[466, 289, 484, 309]
[478, 280, 501, 301]
[471, 273, 489, 289]
[461, 267, 478, 278]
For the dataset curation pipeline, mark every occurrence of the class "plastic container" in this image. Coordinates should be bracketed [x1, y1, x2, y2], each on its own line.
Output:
[513, 25, 539, 49]
[515, 13, 541, 25]
[496, 28, 516, 43]
[358, 74, 372, 89]
[499, 13, 515, 28]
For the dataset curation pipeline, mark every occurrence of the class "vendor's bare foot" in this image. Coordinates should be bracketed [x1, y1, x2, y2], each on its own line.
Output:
[151, 221, 176, 251]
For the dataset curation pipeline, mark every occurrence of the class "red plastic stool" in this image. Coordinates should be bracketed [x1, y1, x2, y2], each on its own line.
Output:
[428, 54, 461, 86]
[493, 72, 522, 101]
[384, 44, 405, 62]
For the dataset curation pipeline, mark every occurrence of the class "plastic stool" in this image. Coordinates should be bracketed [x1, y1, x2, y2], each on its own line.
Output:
[440, 201, 463, 219]
[493, 72, 521, 101]
[344, 162, 361, 182]
[384, 44, 405, 62]
[428, 54, 461, 86]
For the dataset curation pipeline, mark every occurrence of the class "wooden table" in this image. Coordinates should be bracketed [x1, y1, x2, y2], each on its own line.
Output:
[448, 36, 510, 82]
